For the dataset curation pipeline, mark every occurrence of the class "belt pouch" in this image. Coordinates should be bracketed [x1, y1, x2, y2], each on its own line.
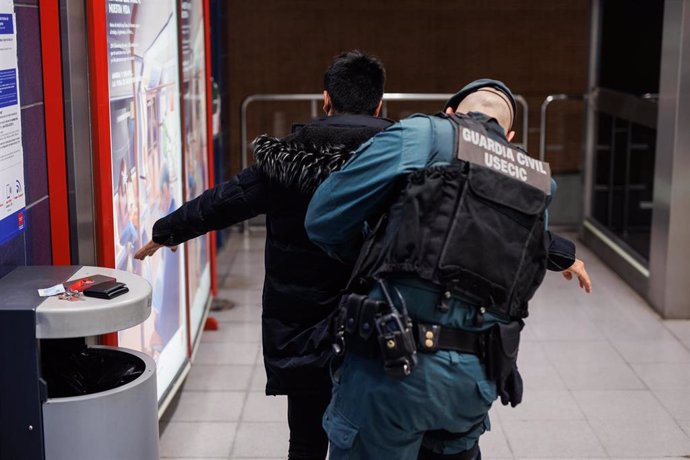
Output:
[344, 297, 381, 358]
[484, 321, 522, 383]
[343, 294, 366, 335]
[358, 299, 380, 340]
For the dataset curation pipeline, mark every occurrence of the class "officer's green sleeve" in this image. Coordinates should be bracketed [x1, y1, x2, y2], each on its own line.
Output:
[306, 117, 435, 262]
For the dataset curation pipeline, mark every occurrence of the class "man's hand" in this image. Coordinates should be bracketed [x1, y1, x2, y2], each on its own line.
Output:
[134, 240, 177, 260]
[562, 258, 592, 293]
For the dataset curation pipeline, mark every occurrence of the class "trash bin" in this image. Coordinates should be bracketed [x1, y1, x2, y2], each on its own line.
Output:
[0, 266, 157, 460]
[42, 346, 158, 460]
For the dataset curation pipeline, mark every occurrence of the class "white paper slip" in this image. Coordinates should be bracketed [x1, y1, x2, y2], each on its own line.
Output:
[38, 284, 66, 297]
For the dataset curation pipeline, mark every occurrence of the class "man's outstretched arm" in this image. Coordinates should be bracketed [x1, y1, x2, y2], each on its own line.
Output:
[135, 165, 270, 259]
[545, 231, 592, 293]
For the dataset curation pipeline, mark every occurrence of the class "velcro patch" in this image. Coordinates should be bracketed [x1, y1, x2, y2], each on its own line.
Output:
[457, 125, 551, 195]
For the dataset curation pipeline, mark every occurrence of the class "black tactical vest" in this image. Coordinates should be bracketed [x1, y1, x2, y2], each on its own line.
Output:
[350, 113, 551, 320]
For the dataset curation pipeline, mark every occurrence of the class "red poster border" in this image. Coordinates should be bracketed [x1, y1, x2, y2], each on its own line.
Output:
[176, 0, 192, 358]
[84, 0, 215, 351]
[178, 0, 216, 356]
[39, 1, 71, 265]
[86, 0, 118, 346]
[203, 0, 217, 297]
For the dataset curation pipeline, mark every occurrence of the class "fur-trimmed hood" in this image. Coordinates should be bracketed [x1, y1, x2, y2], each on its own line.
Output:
[253, 115, 393, 195]
[253, 135, 355, 195]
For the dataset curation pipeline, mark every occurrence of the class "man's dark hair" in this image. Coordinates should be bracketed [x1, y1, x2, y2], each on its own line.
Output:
[323, 50, 385, 115]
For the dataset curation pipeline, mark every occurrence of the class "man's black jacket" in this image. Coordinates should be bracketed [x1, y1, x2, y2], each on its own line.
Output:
[152, 114, 393, 396]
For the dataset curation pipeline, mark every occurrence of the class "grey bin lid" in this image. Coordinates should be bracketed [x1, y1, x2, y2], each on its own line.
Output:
[0, 266, 152, 339]
[35, 266, 152, 339]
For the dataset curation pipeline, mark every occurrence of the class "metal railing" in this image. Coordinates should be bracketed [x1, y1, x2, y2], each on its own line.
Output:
[239, 92, 529, 233]
[538, 91, 657, 162]
[538, 93, 585, 161]
[241, 92, 530, 172]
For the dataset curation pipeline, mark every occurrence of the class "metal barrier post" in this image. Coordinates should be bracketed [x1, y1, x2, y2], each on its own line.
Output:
[539, 94, 570, 161]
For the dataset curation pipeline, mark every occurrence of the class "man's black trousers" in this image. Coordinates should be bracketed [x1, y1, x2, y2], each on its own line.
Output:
[287, 390, 332, 460]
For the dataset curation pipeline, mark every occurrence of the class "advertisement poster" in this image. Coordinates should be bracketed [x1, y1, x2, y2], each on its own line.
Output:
[0, 1, 25, 245]
[180, 0, 211, 342]
[106, 0, 187, 399]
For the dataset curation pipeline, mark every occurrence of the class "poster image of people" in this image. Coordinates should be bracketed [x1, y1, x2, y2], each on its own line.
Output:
[181, 0, 211, 341]
[107, 0, 187, 399]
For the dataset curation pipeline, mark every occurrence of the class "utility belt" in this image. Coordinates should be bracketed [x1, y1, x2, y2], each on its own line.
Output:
[336, 286, 521, 384]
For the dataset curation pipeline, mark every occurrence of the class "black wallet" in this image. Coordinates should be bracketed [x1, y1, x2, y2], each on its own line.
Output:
[83, 280, 129, 299]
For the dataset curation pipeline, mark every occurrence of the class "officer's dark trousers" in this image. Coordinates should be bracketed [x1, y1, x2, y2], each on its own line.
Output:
[287, 390, 332, 460]
[322, 280, 498, 459]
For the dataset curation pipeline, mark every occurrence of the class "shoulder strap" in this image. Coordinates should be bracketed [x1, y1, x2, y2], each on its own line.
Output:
[345, 212, 389, 293]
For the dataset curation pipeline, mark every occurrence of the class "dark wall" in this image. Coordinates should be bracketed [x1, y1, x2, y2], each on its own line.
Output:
[599, 0, 664, 95]
[0, 1, 52, 276]
[222, 0, 590, 176]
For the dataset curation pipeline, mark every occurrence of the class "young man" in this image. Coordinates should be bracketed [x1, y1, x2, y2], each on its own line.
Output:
[135, 51, 391, 460]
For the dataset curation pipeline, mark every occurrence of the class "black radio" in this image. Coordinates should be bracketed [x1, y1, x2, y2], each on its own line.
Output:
[374, 280, 418, 378]
[339, 280, 418, 378]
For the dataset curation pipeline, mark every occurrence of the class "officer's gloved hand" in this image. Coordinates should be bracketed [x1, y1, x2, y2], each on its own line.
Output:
[497, 362, 523, 407]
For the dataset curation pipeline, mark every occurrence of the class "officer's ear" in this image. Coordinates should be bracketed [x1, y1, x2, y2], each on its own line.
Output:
[445, 106, 455, 115]
[323, 90, 332, 115]
[373, 100, 383, 117]
[506, 130, 516, 142]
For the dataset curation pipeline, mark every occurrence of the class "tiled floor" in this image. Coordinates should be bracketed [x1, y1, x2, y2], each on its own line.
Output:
[160, 231, 690, 459]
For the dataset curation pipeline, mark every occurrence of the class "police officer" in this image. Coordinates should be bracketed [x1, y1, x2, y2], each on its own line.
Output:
[305, 79, 591, 459]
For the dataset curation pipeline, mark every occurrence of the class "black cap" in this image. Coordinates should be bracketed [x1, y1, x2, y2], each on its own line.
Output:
[444, 78, 517, 118]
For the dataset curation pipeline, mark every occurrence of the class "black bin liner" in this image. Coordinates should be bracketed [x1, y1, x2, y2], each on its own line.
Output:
[41, 340, 145, 398]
